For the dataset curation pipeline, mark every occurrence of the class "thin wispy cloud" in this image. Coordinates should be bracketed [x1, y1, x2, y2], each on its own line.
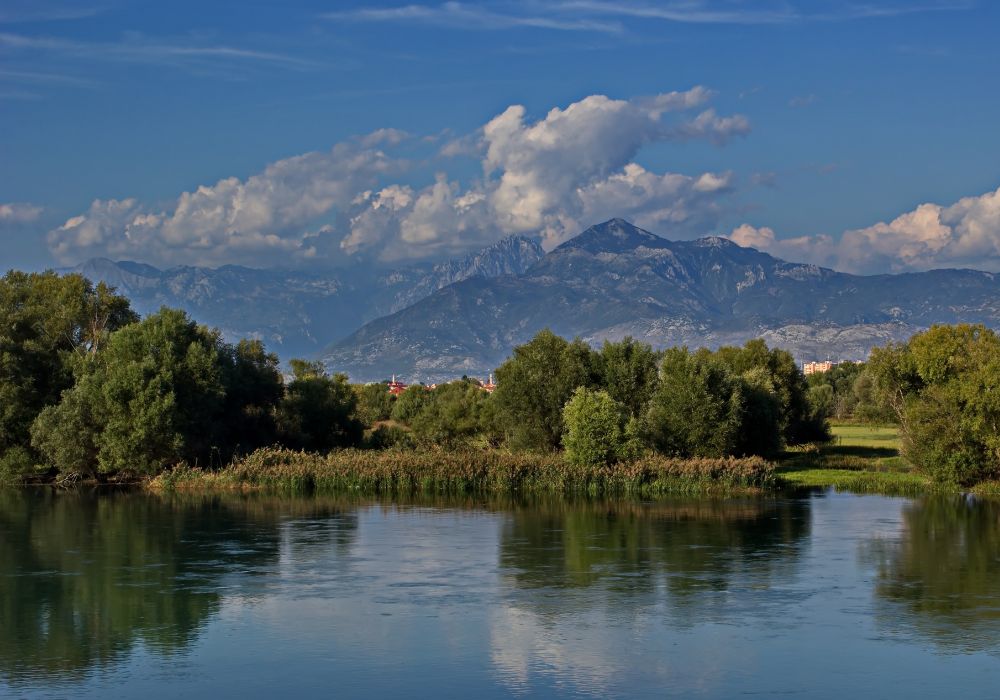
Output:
[0, 88, 41, 100]
[551, 1, 795, 24]
[321, 2, 623, 33]
[322, 0, 974, 31]
[0, 32, 321, 72]
[0, 2, 106, 24]
[557, 0, 974, 24]
[788, 94, 818, 108]
[0, 68, 96, 87]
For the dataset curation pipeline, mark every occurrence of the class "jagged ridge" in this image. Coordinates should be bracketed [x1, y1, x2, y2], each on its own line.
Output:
[321, 219, 1000, 382]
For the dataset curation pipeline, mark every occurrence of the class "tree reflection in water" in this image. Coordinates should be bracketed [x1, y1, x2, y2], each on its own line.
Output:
[872, 494, 1000, 652]
[0, 490, 357, 685]
[498, 497, 811, 621]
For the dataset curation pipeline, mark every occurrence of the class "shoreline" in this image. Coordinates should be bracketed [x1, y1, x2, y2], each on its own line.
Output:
[11, 423, 999, 498]
[145, 447, 777, 496]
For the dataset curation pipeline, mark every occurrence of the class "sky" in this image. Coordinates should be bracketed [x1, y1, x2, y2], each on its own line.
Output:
[2, 0, 999, 274]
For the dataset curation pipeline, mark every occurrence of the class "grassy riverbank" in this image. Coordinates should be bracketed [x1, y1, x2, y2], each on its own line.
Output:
[776, 422, 933, 495]
[148, 447, 777, 496]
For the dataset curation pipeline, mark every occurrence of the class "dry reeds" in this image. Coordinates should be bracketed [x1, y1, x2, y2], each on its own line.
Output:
[149, 447, 775, 496]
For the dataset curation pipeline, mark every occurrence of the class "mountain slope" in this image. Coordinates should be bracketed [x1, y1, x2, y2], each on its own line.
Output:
[68, 236, 544, 357]
[322, 219, 1000, 382]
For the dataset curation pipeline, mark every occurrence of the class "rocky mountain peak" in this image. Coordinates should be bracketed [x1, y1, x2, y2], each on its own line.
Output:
[557, 218, 666, 255]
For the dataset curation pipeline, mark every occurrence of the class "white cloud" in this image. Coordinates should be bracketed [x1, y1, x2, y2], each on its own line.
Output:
[728, 186, 1000, 273]
[728, 223, 835, 266]
[576, 164, 733, 243]
[50, 89, 749, 266]
[0, 201, 42, 224]
[341, 88, 746, 257]
[839, 188, 1000, 272]
[48, 139, 403, 266]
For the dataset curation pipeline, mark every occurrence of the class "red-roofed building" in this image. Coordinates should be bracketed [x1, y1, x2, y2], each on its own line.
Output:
[482, 374, 496, 393]
[387, 375, 408, 396]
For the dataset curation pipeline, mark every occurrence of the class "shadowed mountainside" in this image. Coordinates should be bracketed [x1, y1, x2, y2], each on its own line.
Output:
[321, 219, 1000, 382]
[67, 235, 544, 357]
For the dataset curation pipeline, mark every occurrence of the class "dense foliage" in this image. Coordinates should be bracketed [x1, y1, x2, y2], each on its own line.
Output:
[562, 387, 639, 467]
[492, 329, 599, 450]
[31, 309, 284, 476]
[276, 360, 362, 452]
[865, 324, 1000, 486]
[354, 381, 394, 425]
[0, 271, 137, 479]
[2, 271, 839, 484]
[806, 361, 865, 419]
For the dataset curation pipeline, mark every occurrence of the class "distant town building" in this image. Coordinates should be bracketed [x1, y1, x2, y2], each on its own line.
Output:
[387, 375, 408, 396]
[482, 374, 497, 393]
[803, 361, 835, 375]
[386, 374, 497, 393]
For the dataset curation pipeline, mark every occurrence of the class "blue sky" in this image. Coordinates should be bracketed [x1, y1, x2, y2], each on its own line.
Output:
[2, 0, 999, 273]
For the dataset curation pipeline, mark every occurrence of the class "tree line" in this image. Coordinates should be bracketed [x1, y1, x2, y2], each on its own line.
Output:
[8, 270, 996, 486]
[1, 270, 830, 482]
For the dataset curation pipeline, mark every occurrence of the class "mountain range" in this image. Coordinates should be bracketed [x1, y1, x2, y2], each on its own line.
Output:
[321, 219, 1000, 382]
[65, 218, 1000, 383]
[67, 235, 544, 357]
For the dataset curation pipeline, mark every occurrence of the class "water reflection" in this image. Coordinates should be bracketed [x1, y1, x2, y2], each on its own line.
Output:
[7, 489, 1000, 698]
[0, 489, 357, 686]
[872, 495, 1000, 651]
[500, 498, 810, 595]
[492, 498, 812, 694]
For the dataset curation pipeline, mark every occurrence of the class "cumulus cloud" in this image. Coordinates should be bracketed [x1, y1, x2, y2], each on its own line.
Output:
[838, 188, 1000, 272]
[48, 140, 403, 267]
[347, 88, 745, 256]
[728, 186, 1000, 273]
[728, 223, 836, 266]
[0, 201, 42, 224]
[49, 88, 749, 266]
[576, 164, 733, 240]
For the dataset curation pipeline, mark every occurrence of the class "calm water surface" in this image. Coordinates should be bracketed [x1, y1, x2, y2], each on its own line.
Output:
[2, 489, 1000, 698]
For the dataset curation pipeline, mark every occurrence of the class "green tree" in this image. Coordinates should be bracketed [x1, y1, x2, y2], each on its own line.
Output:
[865, 324, 1000, 485]
[596, 337, 659, 418]
[806, 362, 864, 418]
[807, 383, 835, 421]
[409, 380, 491, 446]
[389, 384, 432, 425]
[737, 365, 784, 457]
[355, 382, 394, 426]
[31, 308, 227, 476]
[277, 361, 363, 452]
[492, 329, 599, 450]
[216, 339, 283, 458]
[0, 271, 136, 480]
[713, 339, 827, 444]
[562, 387, 634, 467]
[644, 348, 746, 458]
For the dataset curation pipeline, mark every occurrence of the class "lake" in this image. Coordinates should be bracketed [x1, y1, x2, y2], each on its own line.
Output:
[2, 488, 999, 698]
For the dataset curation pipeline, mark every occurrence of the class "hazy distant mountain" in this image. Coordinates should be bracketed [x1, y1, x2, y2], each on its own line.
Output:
[321, 219, 1000, 382]
[68, 235, 544, 357]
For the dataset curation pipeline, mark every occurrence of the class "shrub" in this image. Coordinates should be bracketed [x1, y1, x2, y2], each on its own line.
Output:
[562, 387, 630, 467]
[0, 446, 39, 484]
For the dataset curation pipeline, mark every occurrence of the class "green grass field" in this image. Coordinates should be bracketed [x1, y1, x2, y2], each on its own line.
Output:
[777, 421, 930, 494]
[828, 421, 901, 450]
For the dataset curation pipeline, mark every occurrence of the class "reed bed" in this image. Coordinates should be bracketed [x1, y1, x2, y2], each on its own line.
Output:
[776, 468, 931, 496]
[149, 447, 776, 496]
